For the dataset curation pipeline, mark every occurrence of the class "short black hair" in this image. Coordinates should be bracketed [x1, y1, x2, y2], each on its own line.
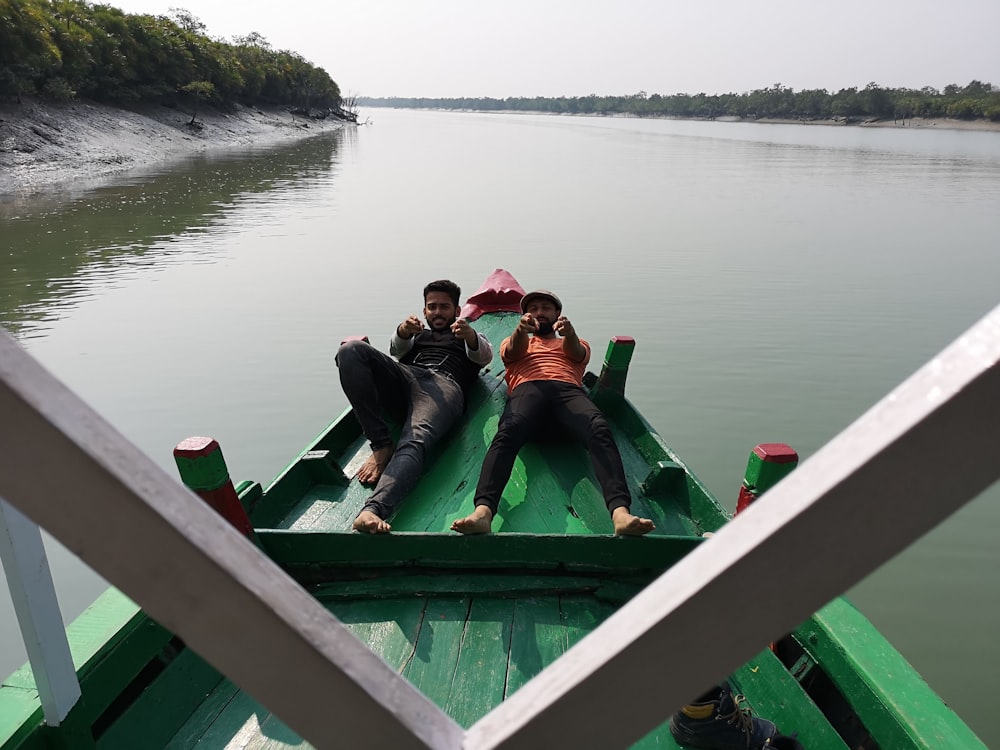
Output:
[424, 279, 461, 307]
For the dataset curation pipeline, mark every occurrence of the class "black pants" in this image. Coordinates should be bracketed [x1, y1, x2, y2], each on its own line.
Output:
[473, 380, 632, 516]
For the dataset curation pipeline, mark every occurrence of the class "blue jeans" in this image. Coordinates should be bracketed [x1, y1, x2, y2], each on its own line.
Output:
[336, 339, 463, 520]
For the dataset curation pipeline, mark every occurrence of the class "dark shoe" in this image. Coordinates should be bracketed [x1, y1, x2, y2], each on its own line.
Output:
[669, 682, 779, 749]
[763, 735, 804, 750]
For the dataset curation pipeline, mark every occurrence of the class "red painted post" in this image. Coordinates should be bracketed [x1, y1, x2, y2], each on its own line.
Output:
[173, 437, 253, 537]
[735, 443, 799, 514]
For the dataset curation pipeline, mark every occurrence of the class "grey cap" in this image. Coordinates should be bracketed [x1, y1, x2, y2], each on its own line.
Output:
[520, 289, 562, 313]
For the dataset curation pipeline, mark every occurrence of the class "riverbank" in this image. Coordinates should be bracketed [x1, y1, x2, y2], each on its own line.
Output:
[713, 114, 1000, 131]
[0, 97, 349, 196]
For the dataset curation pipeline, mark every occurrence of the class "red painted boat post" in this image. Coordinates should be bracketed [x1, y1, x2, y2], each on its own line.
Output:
[736, 442, 799, 514]
[173, 437, 254, 537]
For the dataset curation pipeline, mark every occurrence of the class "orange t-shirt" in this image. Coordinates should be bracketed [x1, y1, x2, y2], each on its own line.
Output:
[500, 335, 591, 394]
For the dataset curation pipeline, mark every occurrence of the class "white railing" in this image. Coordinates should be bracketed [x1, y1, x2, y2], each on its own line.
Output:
[1, 301, 998, 749]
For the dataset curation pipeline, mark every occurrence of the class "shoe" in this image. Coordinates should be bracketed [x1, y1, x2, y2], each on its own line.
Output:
[763, 735, 804, 750]
[669, 682, 779, 749]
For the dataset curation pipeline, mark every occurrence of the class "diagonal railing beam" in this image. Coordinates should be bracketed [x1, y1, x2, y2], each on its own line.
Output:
[466, 303, 1000, 750]
[0, 329, 463, 750]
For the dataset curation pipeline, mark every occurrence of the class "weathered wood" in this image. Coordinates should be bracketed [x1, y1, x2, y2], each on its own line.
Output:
[257, 530, 702, 572]
[465, 303, 1000, 750]
[0, 330, 463, 750]
[0, 499, 80, 725]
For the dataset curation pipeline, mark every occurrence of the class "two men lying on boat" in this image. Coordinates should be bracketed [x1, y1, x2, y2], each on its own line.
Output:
[451, 288, 654, 536]
[336, 279, 492, 534]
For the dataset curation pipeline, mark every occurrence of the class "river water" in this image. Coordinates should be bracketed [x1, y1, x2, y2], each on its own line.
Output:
[2, 108, 999, 743]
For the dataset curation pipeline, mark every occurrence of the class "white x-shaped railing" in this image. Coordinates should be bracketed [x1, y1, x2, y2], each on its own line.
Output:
[1, 302, 998, 749]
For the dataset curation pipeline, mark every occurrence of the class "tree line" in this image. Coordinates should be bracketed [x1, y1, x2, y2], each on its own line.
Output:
[359, 82, 1000, 122]
[0, 0, 344, 115]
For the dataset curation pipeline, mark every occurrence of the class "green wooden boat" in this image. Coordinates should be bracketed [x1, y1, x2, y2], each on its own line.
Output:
[0, 269, 987, 749]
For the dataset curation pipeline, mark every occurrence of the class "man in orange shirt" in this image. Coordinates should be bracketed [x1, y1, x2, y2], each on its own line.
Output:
[452, 290, 655, 536]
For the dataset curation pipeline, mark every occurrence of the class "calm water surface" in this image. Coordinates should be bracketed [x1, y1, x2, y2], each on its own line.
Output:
[2, 109, 999, 743]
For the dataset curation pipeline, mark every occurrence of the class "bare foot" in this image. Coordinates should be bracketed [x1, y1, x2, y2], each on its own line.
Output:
[450, 506, 494, 535]
[612, 507, 655, 537]
[352, 509, 391, 534]
[356, 445, 393, 486]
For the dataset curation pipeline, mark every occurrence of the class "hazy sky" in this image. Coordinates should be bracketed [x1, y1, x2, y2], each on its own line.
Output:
[110, 0, 999, 98]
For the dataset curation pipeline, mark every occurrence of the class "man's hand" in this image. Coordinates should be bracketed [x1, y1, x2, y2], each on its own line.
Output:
[555, 316, 587, 363]
[450, 318, 478, 347]
[397, 315, 424, 339]
[553, 316, 575, 338]
[516, 313, 539, 335]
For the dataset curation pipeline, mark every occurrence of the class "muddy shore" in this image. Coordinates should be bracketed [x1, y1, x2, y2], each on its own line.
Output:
[0, 97, 348, 197]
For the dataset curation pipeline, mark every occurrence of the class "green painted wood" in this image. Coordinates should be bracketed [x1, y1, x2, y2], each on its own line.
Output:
[2, 589, 174, 750]
[559, 594, 617, 650]
[328, 598, 426, 673]
[95, 649, 223, 750]
[504, 597, 567, 698]
[793, 598, 988, 749]
[164, 684, 266, 750]
[730, 648, 848, 749]
[443, 598, 515, 728]
[313, 575, 606, 601]
[257, 531, 703, 575]
[0, 684, 44, 750]
[400, 597, 470, 712]
[243, 714, 309, 750]
[162, 680, 240, 749]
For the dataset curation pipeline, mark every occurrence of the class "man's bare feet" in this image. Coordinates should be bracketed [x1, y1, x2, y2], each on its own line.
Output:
[612, 507, 655, 537]
[450, 506, 494, 535]
[356, 446, 393, 486]
[353, 509, 391, 534]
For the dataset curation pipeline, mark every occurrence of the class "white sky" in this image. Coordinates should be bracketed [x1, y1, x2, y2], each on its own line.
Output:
[109, 0, 999, 98]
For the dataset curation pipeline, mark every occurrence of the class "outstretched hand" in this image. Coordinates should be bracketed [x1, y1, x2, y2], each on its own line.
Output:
[450, 317, 477, 345]
[398, 315, 424, 339]
[516, 313, 539, 335]
[553, 316, 575, 338]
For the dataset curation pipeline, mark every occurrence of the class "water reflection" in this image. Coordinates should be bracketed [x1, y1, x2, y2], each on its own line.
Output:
[0, 131, 346, 337]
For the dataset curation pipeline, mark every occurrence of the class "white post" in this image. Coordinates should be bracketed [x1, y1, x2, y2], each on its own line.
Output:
[0, 498, 81, 724]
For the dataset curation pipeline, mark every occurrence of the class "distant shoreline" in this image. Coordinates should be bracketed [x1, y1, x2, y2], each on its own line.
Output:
[712, 114, 1000, 132]
[0, 98, 349, 198]
[384, 107, 1000, 133]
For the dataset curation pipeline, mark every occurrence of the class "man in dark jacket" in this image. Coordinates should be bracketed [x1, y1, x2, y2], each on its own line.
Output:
[336, 279, 493, 533]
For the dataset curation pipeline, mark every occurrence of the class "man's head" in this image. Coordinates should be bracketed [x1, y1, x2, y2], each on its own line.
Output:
[423, 279, 462, 331]
[520, 289, 562, 336]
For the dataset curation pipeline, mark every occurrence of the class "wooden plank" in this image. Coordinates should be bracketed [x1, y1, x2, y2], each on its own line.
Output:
[312, 575, 605, 602]
[793, 597, 987, 749]
[0, 330, 463, 750]
[95, 648, 223, 750]
[464, 303, 1000, 750]
[164, 684, 266, 750]
[0, 499, 81, 724]
[444, 598, 515, 728]
[257, 531, 703, 574]
[330, 598, 427, 673]
[401, 598, 470, 712]
[504, 598, 567, 698]
[161, 680, 240, 750]
[0, 684, 44, 750]
[729, 648, 848, 749]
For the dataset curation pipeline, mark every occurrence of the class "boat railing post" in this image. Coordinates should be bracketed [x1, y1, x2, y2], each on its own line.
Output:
[736, 442, 799, 514]
[591, 336, 635, 401]
[173, 437, 254, 537]
[0, 498, 82, 726]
